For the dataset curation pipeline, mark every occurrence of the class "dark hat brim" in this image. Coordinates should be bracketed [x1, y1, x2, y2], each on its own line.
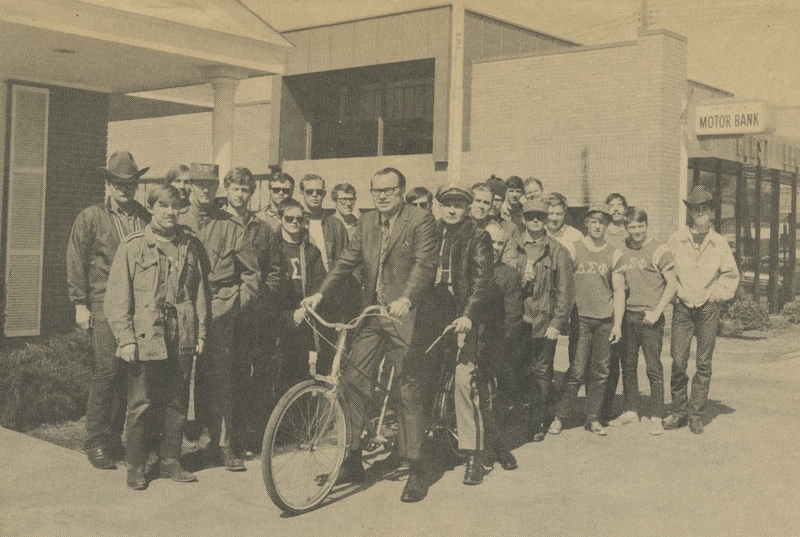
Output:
[98, 166, 149, 182]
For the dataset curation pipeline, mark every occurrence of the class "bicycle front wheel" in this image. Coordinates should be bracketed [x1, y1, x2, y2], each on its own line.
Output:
[262, 380, 348, 514]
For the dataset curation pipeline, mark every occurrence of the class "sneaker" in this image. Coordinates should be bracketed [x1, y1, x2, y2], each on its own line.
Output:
[649, 417, 664, 436]
[608, 411, 638, 427]
[547, 418, 563, 435]
[585, 421, 607, 436]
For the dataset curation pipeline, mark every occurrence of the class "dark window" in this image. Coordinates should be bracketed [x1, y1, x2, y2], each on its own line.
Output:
[284, 59, 434, 160]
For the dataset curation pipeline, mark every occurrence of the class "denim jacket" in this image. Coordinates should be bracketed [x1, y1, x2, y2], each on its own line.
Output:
[105, 225, 209, 360]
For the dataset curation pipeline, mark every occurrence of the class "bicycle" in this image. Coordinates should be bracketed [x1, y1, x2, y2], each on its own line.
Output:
[261, 304, 398, 514]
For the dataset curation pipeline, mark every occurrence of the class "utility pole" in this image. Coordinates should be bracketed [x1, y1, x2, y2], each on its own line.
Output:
[640, 0, 649, 32]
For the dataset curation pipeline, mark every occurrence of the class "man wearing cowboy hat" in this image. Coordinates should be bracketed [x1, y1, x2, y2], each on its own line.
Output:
[67, 151, 151, 470]
[664, 185, 739, 434]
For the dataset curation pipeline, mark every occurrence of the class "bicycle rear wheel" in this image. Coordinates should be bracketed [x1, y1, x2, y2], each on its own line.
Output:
[262, 380, 348, 514]
[430, 368, 459, 461]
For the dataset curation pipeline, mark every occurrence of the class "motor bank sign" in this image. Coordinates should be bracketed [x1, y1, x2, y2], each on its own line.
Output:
[695, 101, 767, 135]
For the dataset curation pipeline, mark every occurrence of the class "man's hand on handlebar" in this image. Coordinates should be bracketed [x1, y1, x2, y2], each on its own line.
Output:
[387, 297, 411, 318]
[293, 307, 307, 327]
[452, 316, 472, 334]
[301, 293, 323, 311]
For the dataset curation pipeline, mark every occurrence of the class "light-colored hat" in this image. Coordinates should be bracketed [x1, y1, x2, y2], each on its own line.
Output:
[190, 162, 219, 181]
[586, 202, 611, 218]
[522, 199, 547, 216]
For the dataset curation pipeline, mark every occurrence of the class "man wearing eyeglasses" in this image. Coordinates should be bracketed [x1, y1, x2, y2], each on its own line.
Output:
[303, 167, 436, 503]
[257, 172, 295, 232]
[300, 174, 348, 273]
[178, 163, 262, 472]
[332, 183, 359, 240]
[405, 187, 434, 211]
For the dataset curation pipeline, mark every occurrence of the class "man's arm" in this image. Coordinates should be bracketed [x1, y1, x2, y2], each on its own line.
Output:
[233, 225, 262, 312]
[460, 230, 494, 322]
[712, 241, 741, 303]
[548, 244, 575, 339]
[609, 249, 626, 343]
[503, 268, 524, 339]
[104, 242, 135, 352]
[66, 211, 93, 328]
[400, 211, 437, 306]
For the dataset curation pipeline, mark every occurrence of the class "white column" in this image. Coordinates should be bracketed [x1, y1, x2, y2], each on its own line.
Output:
[205, 66, 247, 190]
[447, 0, 465, 187]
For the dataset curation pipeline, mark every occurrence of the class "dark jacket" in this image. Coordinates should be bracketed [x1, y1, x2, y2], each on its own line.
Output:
[277, 233, 326, 317]
[434, 217, 494, 322]
[505, 233, 574, 338]
[319, 203, 437, 344]
[178, 204, 261, 320]
[105, 225, 208, 359]
[230, 210, 283, 304]
[306, 211, 348, 269]
[485, 262, 524, 340]
[66, 199, 151, 306]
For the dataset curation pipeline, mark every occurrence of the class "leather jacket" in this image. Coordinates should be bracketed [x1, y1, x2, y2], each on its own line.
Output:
[434, 217, 494, 322]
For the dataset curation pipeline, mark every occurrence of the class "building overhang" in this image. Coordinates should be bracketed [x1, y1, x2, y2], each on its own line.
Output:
[0, 0, 290, 94]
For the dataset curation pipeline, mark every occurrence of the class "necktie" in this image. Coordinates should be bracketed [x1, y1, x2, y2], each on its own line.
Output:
[376, 219, 390, 306]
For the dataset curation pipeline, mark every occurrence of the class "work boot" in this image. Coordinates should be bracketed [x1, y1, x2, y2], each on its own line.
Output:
[494, 447, 518, 471]
[463, 451, 484, 485]
[127, 465, 147, 490]
[400, 460, 428, 503]
[159, 458, 198, 483]
[219, 446, 246, 472]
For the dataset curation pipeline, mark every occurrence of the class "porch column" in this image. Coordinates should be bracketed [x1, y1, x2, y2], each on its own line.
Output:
[205, 67, 247, 187]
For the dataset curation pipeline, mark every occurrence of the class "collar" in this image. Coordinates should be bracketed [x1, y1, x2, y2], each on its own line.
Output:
[225, 205, 255, 226]
[523, 230, 546, 245]
[581, 235, 609, 252]
[144, 224, 183, 247]
[675, 225, 720, 245]
[626, 236, 652, 250]
[107, 196, 137, 216]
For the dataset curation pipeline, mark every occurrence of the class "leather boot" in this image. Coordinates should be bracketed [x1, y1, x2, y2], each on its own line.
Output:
[400, 460, 428, 503]
[463, 451, 484, 485]
[159, 458, 198, 483]
[335, 450, 365, 485]
[494, 446, 518, 471]
[220, 446, 246, 472]
[127, 465, 147, 490]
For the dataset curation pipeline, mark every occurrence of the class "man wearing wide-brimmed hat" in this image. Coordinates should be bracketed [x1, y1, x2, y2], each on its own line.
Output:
[67, 151, 151, 470]
[664, 185, 739, 434]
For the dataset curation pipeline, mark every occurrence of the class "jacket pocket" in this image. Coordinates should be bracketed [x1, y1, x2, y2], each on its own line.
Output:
[133, 255, 159, 292]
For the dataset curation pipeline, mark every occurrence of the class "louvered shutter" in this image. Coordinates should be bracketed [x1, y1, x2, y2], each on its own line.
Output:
[4, 85, 49, 336]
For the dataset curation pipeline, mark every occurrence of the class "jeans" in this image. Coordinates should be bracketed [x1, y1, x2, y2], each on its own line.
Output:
[125, 310, 190, 465]
[523, 337, 557, 433]
[601, 312, 627, 419]
[556, 316, 612, 425]
[84, 303, 126, 451]
[622, 311, 665, 418]
[670, 300, 719, 419]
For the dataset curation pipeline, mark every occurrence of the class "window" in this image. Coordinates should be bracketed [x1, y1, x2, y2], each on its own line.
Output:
[284, 59, 434, 160]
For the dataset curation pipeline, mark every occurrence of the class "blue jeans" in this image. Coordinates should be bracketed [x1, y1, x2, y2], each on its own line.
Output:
[556, 316, 612, 425]
[670, 300, 719, 419]
[623, 311, 665, 418]
[84, 303, 126, 451]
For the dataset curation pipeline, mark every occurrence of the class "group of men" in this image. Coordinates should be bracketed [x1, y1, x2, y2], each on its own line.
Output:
[68, 152, 740, 499]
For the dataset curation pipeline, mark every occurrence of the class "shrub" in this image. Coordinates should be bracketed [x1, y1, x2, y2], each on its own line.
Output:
[781, 301, 800, 324]
[723, 300, 769, 331]
[0, 330, 93, 432]
[717, 316, 743, 338]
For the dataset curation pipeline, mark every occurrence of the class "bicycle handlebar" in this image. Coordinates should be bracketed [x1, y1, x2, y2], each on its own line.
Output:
[303, 303, 395, 331]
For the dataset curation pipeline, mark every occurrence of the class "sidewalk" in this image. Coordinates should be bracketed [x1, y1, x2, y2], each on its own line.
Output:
[2, 319, 800, 536]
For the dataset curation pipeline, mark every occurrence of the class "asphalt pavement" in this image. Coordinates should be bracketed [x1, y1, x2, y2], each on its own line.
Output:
[2, 330, 800, 537]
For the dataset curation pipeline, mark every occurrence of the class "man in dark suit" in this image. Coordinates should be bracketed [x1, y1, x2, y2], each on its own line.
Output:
[303, 168, 437, 503]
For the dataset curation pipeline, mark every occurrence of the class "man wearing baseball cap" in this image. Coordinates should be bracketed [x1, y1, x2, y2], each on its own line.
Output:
[179, 162, 262, 470]
[664, 185, 739, 434]
[550, 202, 625, 436]
[67, 151, 152, 469]
[505, 199, 574, 442]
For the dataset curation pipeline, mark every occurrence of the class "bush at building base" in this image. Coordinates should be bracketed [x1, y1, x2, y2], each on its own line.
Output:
[0, 330, 92, 432]
[780, 301, 800, 324]
[722, 300, 769, 332]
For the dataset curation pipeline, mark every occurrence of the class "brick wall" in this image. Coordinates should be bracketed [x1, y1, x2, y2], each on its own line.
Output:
[42, 87, 109, 333]
[464, 31, 687, 241]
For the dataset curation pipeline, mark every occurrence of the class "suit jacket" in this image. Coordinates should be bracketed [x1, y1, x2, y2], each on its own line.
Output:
[318, 203, 437, 343]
